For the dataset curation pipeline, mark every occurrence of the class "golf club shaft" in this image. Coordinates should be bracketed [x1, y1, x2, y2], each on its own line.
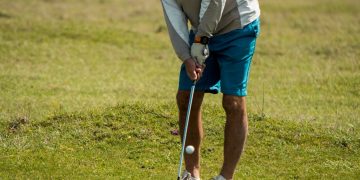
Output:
[177, 81, 197, 179]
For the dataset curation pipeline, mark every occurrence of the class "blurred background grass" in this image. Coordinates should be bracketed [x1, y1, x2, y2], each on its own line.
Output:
[1, 0, 358, 127]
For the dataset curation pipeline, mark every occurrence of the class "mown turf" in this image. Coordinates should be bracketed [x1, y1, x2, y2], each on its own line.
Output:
[1, 103, 359, 179]
[0, 0, 359, 179]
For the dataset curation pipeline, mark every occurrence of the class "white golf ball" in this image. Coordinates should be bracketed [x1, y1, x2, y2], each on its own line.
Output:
[185, 145, 195, 154]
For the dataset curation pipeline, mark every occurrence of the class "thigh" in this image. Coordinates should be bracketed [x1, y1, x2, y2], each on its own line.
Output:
[216, 22, 260, 96]
[218, 36, 257, 96]
[178, 55, 221, 94]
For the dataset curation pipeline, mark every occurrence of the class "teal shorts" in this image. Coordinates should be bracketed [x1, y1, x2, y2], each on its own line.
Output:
[179, 18, 260, 96]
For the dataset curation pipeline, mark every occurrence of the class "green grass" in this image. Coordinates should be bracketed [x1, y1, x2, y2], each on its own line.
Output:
[0, 0, 359, 179]
[1, 103, 359, 179]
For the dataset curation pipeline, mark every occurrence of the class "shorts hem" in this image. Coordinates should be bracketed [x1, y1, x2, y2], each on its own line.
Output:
[178, 86, 219, 94]
[221, 89, 247, 97]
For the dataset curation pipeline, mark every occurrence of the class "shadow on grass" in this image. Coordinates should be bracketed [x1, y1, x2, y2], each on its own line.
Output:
[0, 12, 12, 19]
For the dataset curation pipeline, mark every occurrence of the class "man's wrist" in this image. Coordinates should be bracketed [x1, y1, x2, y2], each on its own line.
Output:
[194, 36, 210, 45]
[184, 58, 195, 65]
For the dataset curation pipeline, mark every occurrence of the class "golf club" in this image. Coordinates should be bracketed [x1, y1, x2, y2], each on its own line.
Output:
[177, 80, 197, 180]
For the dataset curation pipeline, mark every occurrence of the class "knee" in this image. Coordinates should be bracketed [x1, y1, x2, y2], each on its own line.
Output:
[176, 91, 190, 113]
[176, 91, 203, 113]
[222, 95, 246, 114]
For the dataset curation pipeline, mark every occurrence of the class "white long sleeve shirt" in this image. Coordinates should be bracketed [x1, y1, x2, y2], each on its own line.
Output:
[161, 0, 260, 61]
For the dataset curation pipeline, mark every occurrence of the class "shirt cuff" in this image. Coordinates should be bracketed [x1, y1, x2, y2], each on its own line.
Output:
[178, 53, 192, 62]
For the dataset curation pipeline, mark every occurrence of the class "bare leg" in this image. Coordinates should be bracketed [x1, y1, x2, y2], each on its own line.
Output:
[177, 90, 205, 178]
[220, 95, 248, 179]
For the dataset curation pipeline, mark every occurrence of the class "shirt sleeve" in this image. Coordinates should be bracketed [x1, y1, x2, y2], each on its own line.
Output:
[197, 0, 227, 37]
[161, 0, 191, 62]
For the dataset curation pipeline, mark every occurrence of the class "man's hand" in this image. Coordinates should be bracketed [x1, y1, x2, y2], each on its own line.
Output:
[191, 43, 209, 66]
[184, 58, 205, 81]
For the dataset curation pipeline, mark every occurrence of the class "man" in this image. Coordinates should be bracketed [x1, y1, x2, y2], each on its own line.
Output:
[160, 0, 260, 179]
